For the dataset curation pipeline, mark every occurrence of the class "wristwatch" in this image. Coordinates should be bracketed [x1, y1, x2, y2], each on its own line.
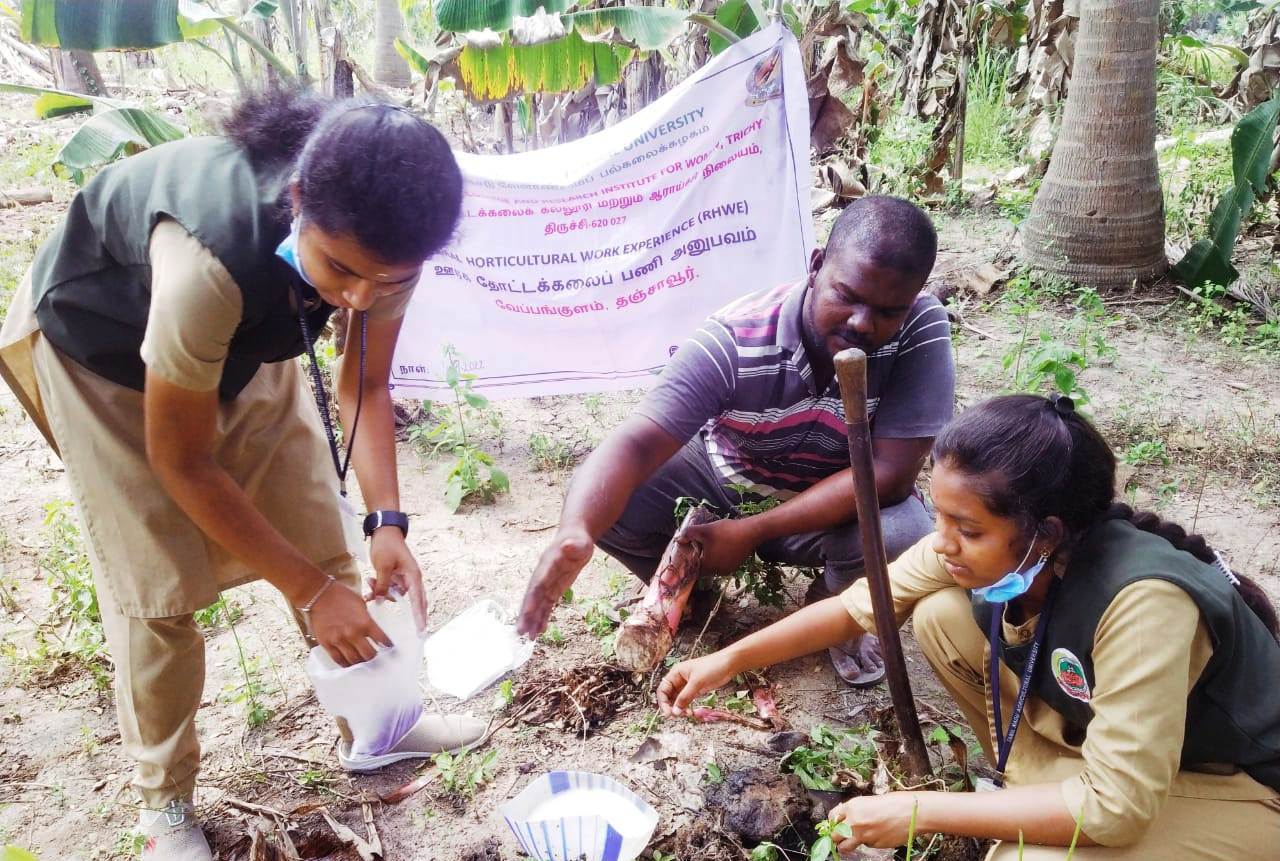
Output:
[362, 509, 409, 538]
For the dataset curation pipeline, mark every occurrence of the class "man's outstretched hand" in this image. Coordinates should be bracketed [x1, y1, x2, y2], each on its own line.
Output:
[516, 529, 594, 637]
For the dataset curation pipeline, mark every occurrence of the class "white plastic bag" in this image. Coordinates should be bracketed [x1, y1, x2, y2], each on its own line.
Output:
[304, 598, 425, 759]
[424, 599, 534, 700]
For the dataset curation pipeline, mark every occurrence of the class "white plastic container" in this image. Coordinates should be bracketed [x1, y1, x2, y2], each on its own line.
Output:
[500, 771, 659, 861]
[423, 599, 534, 700]
[304, 598, 425, 759]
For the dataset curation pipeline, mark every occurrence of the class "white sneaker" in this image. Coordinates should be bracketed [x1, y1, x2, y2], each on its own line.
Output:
[138, 800, 212, 861]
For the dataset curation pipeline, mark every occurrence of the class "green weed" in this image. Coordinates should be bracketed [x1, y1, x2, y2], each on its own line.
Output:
[539, 624, 566, 647]
[780, 724, 878, 792]
[809, 817, 853, 861]
[219, 616, 275, 729]
[110, 829, 146, 858]
[528, 432, 576, 472]
[703, 760, 724, 786]
[434, 748, 499, 799]
[194, 595, 243, 630]
[963, 42, 1023, 168]
[627, 710, 662, 737]
[867, 111, 935, 198]
[492, 678, 515, 710]
[1123, 439, 1171, 467]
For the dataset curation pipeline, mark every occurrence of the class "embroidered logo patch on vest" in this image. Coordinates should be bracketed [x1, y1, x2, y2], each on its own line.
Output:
[1050, 648, 1091, 702]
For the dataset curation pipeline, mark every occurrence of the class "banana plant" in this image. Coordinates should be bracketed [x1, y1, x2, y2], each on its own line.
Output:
[6, 0, 303, 183]
[0, 82, 185, 184]
[19, 0, 294, 80]
[407, 0, 751, 101]
[1172, 88, 1280, 289]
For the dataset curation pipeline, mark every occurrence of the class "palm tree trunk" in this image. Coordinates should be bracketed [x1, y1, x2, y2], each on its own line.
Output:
[374, 0, 411, 88]
[1021, 0, 1166, 286]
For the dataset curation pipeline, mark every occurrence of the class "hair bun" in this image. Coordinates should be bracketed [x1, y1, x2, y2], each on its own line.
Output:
[1052, 395, 1075, 416]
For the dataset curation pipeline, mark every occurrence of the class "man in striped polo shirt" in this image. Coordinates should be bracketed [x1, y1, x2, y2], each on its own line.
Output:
[518, 196, 954, 686]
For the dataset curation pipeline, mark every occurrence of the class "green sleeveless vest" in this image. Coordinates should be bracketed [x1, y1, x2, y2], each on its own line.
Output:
[973, 519, 1280, 791]
[30, 136, 334, 400]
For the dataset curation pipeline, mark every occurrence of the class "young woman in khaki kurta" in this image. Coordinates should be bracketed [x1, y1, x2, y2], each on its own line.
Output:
[657, 395, 1280, 859]
[0, 89, 479, 861]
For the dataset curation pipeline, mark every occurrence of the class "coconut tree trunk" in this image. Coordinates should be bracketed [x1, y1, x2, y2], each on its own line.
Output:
[374, 0, 411, 88]
[1021, 0, 1166, 286]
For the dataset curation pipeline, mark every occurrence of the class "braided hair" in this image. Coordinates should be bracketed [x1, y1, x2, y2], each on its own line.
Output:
[933, 394, 1278, 639]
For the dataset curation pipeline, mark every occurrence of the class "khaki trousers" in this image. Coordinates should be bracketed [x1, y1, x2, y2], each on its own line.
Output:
[911, 587, 1280, 860]
[95, 555, 359, 808]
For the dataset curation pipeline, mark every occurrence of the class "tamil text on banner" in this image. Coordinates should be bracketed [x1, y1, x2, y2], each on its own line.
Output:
[391, 23, 814, 399]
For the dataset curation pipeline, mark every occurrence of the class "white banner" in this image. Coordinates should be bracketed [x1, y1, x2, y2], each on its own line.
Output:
[391, 23, 814, 399]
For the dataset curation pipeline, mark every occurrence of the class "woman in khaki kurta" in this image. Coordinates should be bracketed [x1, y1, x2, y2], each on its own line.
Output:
[656, 395, 1280, 859]
[0, 89, 481, 861]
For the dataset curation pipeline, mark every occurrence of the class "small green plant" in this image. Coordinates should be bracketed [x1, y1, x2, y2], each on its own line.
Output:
[493, 678, 516, 710]
[295, 767, 335, 790]
[528, 432, 576, 472]
[539, 624, 566, 647]
[434, 748, 499, 798]
[810, 818, 853, 861]
[749, 843, 783, 861]
[194, 595, 243, 630]
[650, 852, 679, 861]
[698, 690, 754, 715]
[780, 724, 878, 792]
[583, 597, 623, 658]
[703, 761, 724, 785]
[627, 710, 662, 737]
[220, 615, 275, 729]
[40, 501, 105, 662]
[410, 345, 509, 512]
[1003, 329, 1091, 406]
[110, 828, 146, 857]
[1123, 439, 1171, 467]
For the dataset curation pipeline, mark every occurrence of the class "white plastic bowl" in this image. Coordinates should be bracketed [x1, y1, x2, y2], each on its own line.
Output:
[499, 771, 659, 861]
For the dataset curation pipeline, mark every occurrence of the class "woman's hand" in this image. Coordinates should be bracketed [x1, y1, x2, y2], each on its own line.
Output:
[367, 528, 428, 631]
[829, 792, 926, 851]
[657, 651, 737, 716]
[308, 581, 393, 667]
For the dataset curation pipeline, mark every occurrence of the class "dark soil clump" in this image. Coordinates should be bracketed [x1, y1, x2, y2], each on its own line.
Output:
[706, 767, 813, 843]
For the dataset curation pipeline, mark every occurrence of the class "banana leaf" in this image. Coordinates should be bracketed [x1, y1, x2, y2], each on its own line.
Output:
[436, 0, 578, 34]
[19, 0, 279, 49]
[1172, 90, 1280, 288]
[395, 37, 434, 76]
[0, 82, 128, 116]
[708, 0, 761, 55]
[458, 30, 633, 100]
[21, 0, 185, 50]
[565, 7, 691, 52]
[54, 107, 187, 185]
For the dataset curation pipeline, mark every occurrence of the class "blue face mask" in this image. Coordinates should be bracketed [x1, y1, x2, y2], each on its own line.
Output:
[972, 542, 1050, 603]
[275, 218, 315, 287]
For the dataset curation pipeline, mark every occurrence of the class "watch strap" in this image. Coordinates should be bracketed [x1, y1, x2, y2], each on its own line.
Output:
[362, 509, 409, 538]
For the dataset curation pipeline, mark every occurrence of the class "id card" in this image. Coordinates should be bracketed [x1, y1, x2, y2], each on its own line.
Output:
[338, 492, 370, 565]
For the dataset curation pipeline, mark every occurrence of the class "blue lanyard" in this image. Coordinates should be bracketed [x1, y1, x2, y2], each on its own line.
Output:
[988, 577, 1060, 787]
[292, 283, 365, 495]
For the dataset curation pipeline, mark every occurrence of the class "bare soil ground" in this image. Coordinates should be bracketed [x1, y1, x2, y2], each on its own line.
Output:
[1, 95, 1277, 861]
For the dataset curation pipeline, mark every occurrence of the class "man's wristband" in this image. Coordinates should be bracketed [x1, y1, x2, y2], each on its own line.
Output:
[363, 510, 409, 539]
